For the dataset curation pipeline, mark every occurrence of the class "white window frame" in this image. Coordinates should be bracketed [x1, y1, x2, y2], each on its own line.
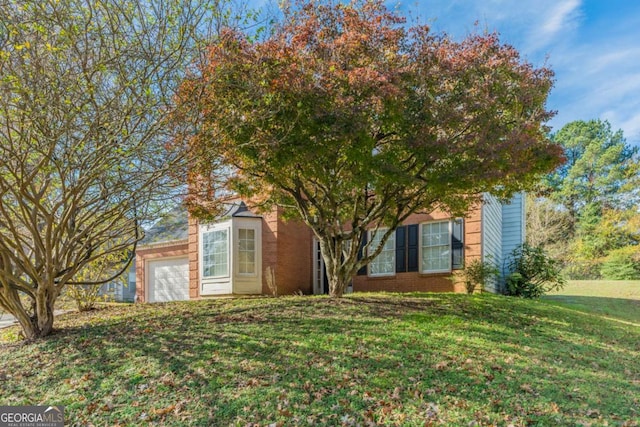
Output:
[368, 228, 395, 277]
[201, 223, 231, 279]
[236, 226, 258, 277]
[420, 220, 452, 274]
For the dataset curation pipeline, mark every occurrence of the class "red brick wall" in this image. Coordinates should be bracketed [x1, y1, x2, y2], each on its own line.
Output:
[352, 206, 482, 293]
[188, 216, 200, 299]
[261, 208, 279, 295]
[135, 242, 189, 302]
[259, 207, 313, 295]
[275, 212, 313, 295]
[169, 202, 484, 298]
[187, 206, 313, 297]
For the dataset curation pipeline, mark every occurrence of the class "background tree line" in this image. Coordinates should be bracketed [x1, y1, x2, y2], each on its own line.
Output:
[527, 119, 640, 280]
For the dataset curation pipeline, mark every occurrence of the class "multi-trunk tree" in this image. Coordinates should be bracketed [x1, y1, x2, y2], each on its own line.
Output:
[0, 0, 244, 338]
[174, 0, 564, 297]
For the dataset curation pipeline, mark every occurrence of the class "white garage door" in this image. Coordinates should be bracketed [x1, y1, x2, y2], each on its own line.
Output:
[147, 257, 190, 302]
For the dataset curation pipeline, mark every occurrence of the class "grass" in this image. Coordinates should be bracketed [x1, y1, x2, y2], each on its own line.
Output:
[0, 293, 639, 426]
[544, 280, 640, 324]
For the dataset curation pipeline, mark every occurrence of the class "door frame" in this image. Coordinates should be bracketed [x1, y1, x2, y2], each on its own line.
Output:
[312, 238, 353, 294]
[312, 238, 328, 295]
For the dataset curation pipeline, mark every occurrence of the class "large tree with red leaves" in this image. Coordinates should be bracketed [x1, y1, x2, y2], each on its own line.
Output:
[175, 0, 564, 297]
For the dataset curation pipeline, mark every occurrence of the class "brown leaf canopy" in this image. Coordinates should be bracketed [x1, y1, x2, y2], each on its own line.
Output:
[174, 0, 563, 223]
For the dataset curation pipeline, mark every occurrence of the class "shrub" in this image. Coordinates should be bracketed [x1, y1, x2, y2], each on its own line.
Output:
[562, 260, 602, 280]
[461, 258, 499, 294]
[66, 284, 111, 312]
[600, 246, 640, 280]
[505, 243, 566, 298]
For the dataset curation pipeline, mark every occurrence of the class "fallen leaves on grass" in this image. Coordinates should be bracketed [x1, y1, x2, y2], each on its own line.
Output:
[1, 294, 638, 426]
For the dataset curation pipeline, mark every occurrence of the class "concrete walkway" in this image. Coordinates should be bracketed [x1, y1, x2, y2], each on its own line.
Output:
[0, 312, 18, 329]
[0, 311, 71, 329]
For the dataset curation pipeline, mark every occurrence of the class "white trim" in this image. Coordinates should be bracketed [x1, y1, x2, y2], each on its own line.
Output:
[198, 217, 262, 296]
[231, 217, 262, 295]
[199, 220, 233, 295]
[234, 225, 259, 278]
[419, 220, 452, 274]
[312, 237, 325, 295]
[200, 222, 231, 279]
[368, 228, 396, 277]
[145, 255, 189, 303]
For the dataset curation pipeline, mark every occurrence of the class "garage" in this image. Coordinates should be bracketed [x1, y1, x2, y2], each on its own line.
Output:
[147, 257, 190, 302]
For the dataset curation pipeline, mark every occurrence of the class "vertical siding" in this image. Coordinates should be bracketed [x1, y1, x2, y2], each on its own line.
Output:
[481, 193, 503, 293]
[501, 192, 526, 280]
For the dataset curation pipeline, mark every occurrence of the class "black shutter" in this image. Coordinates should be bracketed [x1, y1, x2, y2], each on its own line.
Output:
[395, 226, 406, 273]
[407, 224, 419, 272]
[452, 218, 464, 270]
[357, 232, 368, 276]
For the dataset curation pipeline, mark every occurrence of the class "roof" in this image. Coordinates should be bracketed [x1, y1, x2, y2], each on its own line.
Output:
[141, 206, 188, 244]
[141, 201, 261, 245]
[221, 201, 262, 218]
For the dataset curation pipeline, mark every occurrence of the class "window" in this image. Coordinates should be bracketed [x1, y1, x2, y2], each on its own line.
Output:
[421, 221, 451, 273]
[369, 228, 395, 276]
[202, 229, 229, 277]
[237, 228, 256, 275]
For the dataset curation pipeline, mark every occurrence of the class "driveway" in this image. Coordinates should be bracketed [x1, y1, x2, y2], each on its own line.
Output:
[0, 311, 71, 329]
[0, 312, 18, 329]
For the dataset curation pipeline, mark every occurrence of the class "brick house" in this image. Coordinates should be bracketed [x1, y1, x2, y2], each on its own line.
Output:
[135, 194, 524, 302]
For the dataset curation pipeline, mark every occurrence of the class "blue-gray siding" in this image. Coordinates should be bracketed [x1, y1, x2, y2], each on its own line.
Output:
[501, 192, 526, 281]
[481, 193, 503, 293]
[481, 192, 526, 293]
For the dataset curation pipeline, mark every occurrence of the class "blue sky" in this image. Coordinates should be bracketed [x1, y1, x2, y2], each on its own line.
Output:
[253, 0, 640, 146]
[394, 0, 640, 146]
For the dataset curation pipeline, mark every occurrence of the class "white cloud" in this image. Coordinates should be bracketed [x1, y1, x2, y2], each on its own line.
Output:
[541, 0, 582, 39]
[547, 37, 640, 144]
[600, 110, 640, 146]
[619, 112, 640, 144]
[526, 0, 582, 52]
[586, 47, 640, 74]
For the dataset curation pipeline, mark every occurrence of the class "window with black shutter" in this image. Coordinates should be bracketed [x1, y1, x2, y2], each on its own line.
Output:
[452, 218, 464, 269]
[407, 224, 419, 272]
[356, 232, 367, 275]
[395, 226, 406, 273]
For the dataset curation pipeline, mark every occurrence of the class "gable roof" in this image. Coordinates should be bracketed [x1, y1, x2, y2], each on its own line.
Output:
[141, 206, 188, 244]
[141, 201, 261, 245]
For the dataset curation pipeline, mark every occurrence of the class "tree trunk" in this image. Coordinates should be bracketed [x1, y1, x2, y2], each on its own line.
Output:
[16, 314, 54, 339]
[327, 269, 352, 298]
[34, 288, 56, 338]
[317, 232, 365, 298]
[8, 299, 37, 339]
[1, 285, 56, 339]
[320, 242, 356, 298]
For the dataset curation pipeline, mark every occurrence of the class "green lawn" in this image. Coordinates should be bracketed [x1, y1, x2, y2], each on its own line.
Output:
[544, 280, 640, 324]
[1, 293, 639, 426]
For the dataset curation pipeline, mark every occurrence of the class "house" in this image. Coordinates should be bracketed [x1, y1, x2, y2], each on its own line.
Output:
[98, 262, 136, 302]
[135, 193, 525, 302]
